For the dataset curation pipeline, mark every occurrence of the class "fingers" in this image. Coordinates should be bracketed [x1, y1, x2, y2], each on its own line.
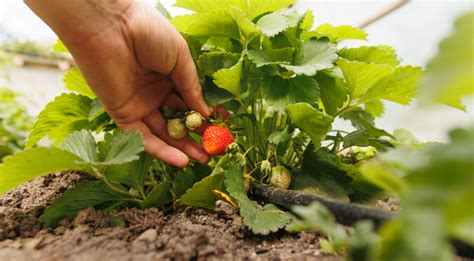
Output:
[118, 121, 189, 167]
[161, 92, 188, 111]
[143, 110, 210, 164]
[171, 38, 212, 118]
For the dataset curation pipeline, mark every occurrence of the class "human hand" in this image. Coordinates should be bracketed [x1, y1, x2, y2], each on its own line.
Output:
[25, 0, 212, 167]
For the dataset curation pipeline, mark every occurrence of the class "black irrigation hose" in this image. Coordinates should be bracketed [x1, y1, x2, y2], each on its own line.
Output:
[252, 184, 474, 259]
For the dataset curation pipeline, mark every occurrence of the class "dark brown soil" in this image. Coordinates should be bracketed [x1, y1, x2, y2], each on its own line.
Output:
[0, 171, 343, 261]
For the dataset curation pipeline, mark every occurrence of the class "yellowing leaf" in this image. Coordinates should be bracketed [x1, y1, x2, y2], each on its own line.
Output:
[212, 189, 238, 208]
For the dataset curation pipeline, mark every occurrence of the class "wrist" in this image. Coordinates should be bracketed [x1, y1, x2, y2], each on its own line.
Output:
[25, 0, 134, 46]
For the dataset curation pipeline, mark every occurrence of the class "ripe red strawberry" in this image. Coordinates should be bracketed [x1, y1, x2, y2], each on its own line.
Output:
[202, 125, 234, 155]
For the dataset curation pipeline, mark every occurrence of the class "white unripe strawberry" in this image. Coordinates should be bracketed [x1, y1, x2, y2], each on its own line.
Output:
[167, 118, 187, 139]
[185, 111, 203, 131]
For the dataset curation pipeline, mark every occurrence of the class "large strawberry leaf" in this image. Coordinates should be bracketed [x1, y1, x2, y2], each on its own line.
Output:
[301, 24, 367, 42]
[26, 93, 94, 147]
[338, 46, 399, 66]
[178, 173, 225, 209]
[256, 13, 290, 37]
[262, 75, 320, 111]
[62, 68, 96, 99]
[140, 179, 172, 209]
[285, 103, 334, 147]
[224, 162, 292, 235]
[213, 58, 242, 96]
[171, 12, 240, 40]
[39, 181, 134, 227]
[0, 147, 88, 194]
[281, 40, 338, 76]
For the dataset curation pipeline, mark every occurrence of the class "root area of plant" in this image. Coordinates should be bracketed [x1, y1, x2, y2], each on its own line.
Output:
[0, 172, 342, 260]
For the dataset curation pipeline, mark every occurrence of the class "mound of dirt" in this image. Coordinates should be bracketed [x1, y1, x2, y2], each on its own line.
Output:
[0, 172, 342, 260]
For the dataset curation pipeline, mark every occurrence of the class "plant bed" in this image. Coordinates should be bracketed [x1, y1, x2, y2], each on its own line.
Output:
[0, 171, 344, 260]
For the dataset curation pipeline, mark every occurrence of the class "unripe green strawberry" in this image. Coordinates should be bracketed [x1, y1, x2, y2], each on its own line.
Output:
[202, 125, 234, 155]
[167, 118, 187, 139]
[269, 166, 292, 189]
[185, 111, 203, 131]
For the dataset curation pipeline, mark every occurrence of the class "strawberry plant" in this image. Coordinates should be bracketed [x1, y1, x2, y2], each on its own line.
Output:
[0, 1, 472, 259]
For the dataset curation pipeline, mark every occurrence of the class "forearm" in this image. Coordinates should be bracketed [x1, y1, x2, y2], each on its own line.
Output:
[24, 0, 133, 46]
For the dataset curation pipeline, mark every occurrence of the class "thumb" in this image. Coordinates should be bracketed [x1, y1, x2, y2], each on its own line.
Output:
[171, 38, 212, 118]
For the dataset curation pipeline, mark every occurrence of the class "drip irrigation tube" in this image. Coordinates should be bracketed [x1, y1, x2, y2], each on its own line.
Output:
[252, 184, 474, 259]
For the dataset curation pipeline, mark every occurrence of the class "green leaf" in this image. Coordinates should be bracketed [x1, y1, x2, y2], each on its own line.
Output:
[358, 160, 407, 195]
[178, 173, 225, 209]
[155, 0, 172, 19]
[224, 162, 292, 235]
[256, 13, 289, 37]
[297, 146, 352, 201]
[247, 48, 292, 67]
[337, 59, 393, 100]
[198, 52, 240, 76]
[63, 68, 96, 99]
[343, 130, 370, 147]
[315, 24, 367, 42]
[285, 103, 333, 147]
[364, 100, 385, 117]
[341, 108, 393, 139]
[88, 99, 106, 121]
[101, 131, 144, 165]
[105, 152, 153, 191]
[26, 93, 94, 147]
[231, 7, 261, 41]
[172, 165, 211, 199]
[39, 181, 132, 227]
[140, 179, 172, 208]
[175, 0, 296, 20]
[419, 12, 474, 110]
[60, 130, 99, 163]
[172, 12, 240, 40]
[213, 58, 242, 96]
[299, 10, 314, 32]
[51, 39, 68, 53]
[203, 81, 235, 105]
[359, 66, 423, 105]
[281, 40, 338, 76]
[0, 147, 86, 195]
[338, 46, 399, 66]
[262, 75, 320, 111]
[316, 71, 348, 115]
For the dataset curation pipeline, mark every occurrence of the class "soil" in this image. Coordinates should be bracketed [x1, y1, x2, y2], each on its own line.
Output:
[0, 171, 344, 261]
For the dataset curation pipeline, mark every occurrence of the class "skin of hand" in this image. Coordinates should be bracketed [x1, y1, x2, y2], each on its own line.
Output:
[25, 0, 212, 167]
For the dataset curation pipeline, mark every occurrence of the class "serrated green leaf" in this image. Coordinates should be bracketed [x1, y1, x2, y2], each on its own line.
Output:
[297, 146, 352, 201]
[281, 40, 338, 76]
[360, 66, 422, 105]
[63, 68, 96, 99]
[337, 59, 393, 100]
[60, 130, 99, 163]
[101, 131, 144, 165]
[213, 58, 242, 96]
[203, 81, 235, 106]
[26, 93, 93, 147]
[39, 181, 133, 227]
[262, 75, 320, 112]
[316, 71, 348, 115]
[256, 13, 289, 37]
[175, 0, 296, 20]
[178, 173, 225, 209]
[343, 130, 370, 147]
[338, 46, 399, 66]
[341, 108, 393, 139]
[299, 10, 314, 32]
[51, 39, 68, 53]
[198, 52, 240, 76]
[285, 103, 333, 147]
[231, 7, 261, 41]
[315, 24, 367, 42]
[105, 152, 153, 191]
[224, 162, 292, 235]
[172, 165, 211, 199]
[171, 12, 240, 40]
[140, 179, 172, 208]
[88, 99, 106, 121]
[0, 147, 87, 195]
[420, 12, 474, 110]
[364, 100, 385, 117]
